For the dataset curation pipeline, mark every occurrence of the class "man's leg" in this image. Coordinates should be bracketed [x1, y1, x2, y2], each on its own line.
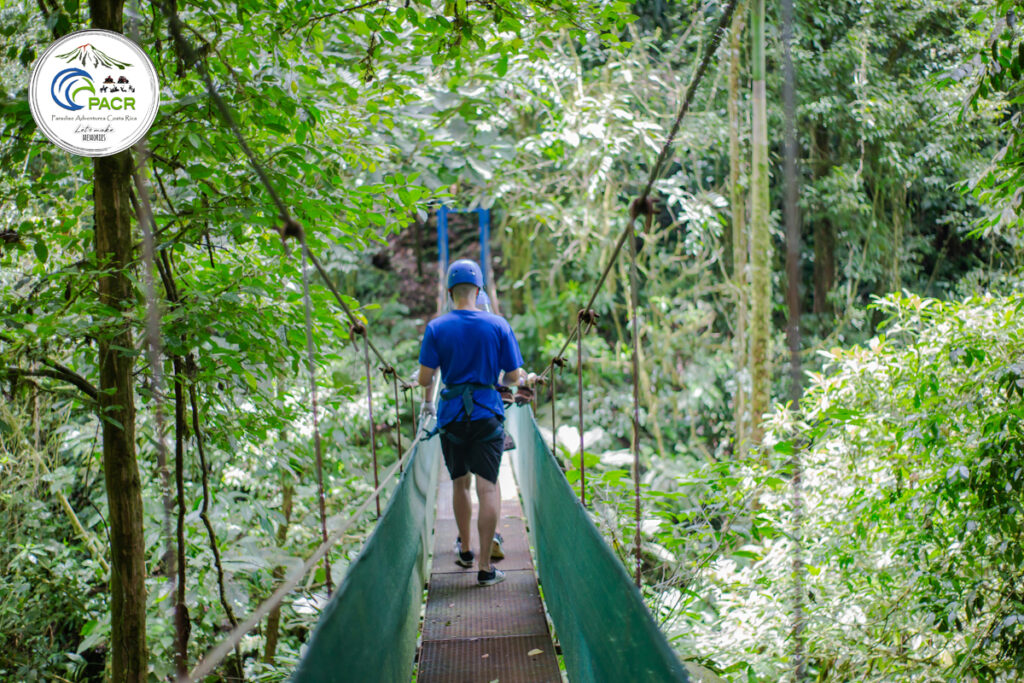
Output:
[476, 475, 499, 572]
[452, 473, 473, 553]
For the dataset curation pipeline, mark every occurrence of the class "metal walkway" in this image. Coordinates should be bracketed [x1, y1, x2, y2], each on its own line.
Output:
[417, 454, 561, 682]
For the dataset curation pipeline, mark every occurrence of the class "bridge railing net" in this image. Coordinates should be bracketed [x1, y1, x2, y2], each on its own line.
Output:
[292, 431, 440, 682]
[507, 404, 689, 683]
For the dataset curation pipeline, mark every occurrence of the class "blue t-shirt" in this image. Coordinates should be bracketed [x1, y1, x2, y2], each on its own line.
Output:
[418, 309, 524, 427]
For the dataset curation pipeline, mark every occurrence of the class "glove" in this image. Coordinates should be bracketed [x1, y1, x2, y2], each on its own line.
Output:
[514, 385, 535, 405]
[420, 402, 435, 418]
[498, 385, 515, 406]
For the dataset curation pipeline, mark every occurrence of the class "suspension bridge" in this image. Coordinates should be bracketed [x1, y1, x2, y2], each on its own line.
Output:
[122, 0, 748, 679]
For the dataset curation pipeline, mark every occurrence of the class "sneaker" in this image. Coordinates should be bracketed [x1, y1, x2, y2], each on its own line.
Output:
[477, 568, 506, 586]
[490, 532, 505, 560]
[454, 536, 475, 568]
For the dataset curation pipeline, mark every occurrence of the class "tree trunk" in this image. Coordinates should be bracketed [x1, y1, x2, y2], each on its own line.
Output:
[263, 481, 293, 663]
[90, 4, 147, 680]
[728, 0, 748, 457]
[748, 0, 772, 449]
[265, 378, 295, 665]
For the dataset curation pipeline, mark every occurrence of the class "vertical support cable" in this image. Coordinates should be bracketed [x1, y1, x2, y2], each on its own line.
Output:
[576, 315, 586, 506]
[628, 209, 652, 588]
[403, 384, 416, 443]
[301, 244, 332, 595]
[389, 370, 404, 474]
[357, 326, 381, 518]
[550, 361, 559, 457]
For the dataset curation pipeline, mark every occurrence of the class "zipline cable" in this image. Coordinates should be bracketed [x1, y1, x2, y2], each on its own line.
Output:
[181, 444, 417, 683]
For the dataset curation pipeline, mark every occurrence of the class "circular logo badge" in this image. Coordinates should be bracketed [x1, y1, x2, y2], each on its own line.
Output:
[29, 29, 160, 157]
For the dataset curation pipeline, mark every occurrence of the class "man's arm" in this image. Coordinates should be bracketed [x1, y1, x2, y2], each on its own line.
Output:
[418, 365, 437, 403]
[502, 368, 525, 386]
[502, 368, 537, 387]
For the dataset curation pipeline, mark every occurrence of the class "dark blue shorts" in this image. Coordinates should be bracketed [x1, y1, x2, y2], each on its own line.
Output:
[440, 417, 503, 484]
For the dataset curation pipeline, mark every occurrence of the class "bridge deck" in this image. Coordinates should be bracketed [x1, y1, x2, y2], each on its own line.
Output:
[417, 453, 561, 682]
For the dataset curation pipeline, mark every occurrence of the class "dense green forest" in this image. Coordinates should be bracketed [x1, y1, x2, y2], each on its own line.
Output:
[2, 0, 1023, 680]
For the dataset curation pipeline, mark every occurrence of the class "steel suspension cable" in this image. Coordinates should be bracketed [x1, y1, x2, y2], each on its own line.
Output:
[403, 384, 416, 462]
[550, 358, 562, 458]
[538, 0, 739, 383]
[155, 0, 407, 381]
[575, 310, 597, 505]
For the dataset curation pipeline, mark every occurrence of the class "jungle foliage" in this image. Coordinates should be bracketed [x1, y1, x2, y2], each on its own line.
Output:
[1, 0, 1023, 681]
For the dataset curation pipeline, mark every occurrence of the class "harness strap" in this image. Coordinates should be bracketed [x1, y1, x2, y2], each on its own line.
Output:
[420, 383, 504, 443]
[440, 382, 498, 421]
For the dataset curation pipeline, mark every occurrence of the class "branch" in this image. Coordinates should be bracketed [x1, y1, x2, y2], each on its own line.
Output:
[3, 366, 98, 401]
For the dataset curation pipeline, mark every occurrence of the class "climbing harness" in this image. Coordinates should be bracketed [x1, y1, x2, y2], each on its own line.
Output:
[421, 382, 504, 443]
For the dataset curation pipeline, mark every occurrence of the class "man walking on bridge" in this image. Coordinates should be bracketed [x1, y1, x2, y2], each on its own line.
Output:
[418, 259, 532, 587]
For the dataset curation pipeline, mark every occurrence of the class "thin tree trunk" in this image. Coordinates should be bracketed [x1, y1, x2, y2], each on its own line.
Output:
[173, 356, 190, 677]
[92, 3, 146, 677]
[263, 481, 293, 663]
[728, 0, 748, 458]
[748, 0, 772, 449]
[811, 124, 835, 315]
[265, 378, 295, 664]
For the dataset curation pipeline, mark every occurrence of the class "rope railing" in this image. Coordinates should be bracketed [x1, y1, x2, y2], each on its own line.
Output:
[536, 0, 740, 587]
[180, 443, 418, 683]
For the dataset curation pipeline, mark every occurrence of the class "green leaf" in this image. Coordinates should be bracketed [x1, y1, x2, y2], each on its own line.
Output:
[773, 440, 795, 456]
[33, 240, 48, 263]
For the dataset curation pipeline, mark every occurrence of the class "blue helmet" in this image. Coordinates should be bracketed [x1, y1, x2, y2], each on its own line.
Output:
[447, 259, 484, 290]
